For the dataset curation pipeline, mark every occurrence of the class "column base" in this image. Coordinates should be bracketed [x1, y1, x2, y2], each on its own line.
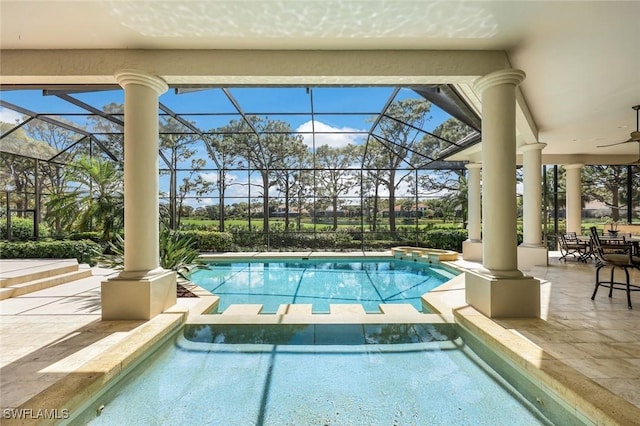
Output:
[101, 270, 177, 320]
[517, 245, 549, 271]
[462, 240, 483, 262]
[465, 269, 540, 318]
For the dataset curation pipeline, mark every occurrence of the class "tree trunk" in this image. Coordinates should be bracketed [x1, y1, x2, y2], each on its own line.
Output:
[388, 170, 397, 234]
[611, 187, 620, 222]
[262, 172, 269, 233]
[219, 191, 225, 232]
[372, 183, 379, 232]
[332, 196, 338, 231]
[284, 185, 291, 230]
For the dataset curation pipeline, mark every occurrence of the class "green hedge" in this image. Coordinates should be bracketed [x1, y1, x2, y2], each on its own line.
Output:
[0, 239, 103, 265]
[0, 217, 50, 241]
[67, 231, 105, 243]
[421, 229, 468, 252]
[176, 231, 233, 252]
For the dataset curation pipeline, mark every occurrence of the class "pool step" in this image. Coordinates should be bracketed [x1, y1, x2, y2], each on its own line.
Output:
[330, 304, 367, 315]
[277, 304, 313, 315]
[379, 303, 419, 315]
[222, 304, 264, 315]
[0, 259, 81, 287]
[0, 260, 92, 300]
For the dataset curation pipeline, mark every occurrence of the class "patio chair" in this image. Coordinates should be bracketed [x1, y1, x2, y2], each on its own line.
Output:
[559, 232, 590, 262]
[589, 226, 640, 309]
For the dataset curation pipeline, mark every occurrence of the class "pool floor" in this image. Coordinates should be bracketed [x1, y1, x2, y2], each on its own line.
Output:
[189, 259, 459, 313]
[83, 325, 552, 426]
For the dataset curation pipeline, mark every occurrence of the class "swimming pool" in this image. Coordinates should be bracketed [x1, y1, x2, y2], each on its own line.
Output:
[188, 258, 459, 313]
[80, 324, 558, 425]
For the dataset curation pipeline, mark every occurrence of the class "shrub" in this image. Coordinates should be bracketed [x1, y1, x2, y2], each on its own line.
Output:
[179, 222, 219, 232]
[67, 231, 104, 243]
[176, 231, 233, 252]
[422, 229, 468, 251]
[97, 228, 206, 279]
[0, 217, 50, 241]
[0, 239, 103, 265]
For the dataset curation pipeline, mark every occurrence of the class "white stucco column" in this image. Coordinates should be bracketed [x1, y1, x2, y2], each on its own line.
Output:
[116, 70, 168, 277]
[477, 70, 524, 277]
[102, 70, 177, 320]
[564, 164, 583, 235]
[462, 162, 482, 261]
[517, 143, 548, 269]
[465, 69, 540, 318]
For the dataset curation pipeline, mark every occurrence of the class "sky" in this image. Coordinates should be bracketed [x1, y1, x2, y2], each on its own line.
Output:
[1, 86, 458, 206]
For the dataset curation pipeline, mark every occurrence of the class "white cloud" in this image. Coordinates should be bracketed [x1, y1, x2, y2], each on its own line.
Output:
[199, 172, 217, 184]
[296, 120, 365, 149]
[0, 107, 24, 124]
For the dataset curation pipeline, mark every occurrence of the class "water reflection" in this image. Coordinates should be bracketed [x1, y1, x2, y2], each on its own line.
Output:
[183, 323, 457, 344]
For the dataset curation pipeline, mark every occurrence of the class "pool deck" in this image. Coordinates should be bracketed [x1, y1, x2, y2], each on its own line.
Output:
[0, 253, 639, 425]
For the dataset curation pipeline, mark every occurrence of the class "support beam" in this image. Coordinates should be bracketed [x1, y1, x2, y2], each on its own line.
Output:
[518, 143, 548, 270]
[0, 49, 510, 86]
[462, 162, 482, 261]
[465, 69, 540, 318]
[564, 164, 583, 235]
[101, 69, 176, 321]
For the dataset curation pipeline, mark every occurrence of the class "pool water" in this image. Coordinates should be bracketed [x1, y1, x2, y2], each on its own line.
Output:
[84, 324, 553, 426]
[188, 259, 459, 313]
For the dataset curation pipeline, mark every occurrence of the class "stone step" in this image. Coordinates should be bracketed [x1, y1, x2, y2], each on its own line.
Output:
[0, 268, 93, 300]
[222, 304, 263, 315]
[0, 260, 81, 287]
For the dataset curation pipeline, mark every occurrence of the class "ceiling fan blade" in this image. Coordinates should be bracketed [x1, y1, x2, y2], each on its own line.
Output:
[597, 138, 635, 148]
[624, 142, 640, 165]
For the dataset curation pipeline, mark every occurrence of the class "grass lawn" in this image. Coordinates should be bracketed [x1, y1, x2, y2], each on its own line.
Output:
[180, 217, 466, 231]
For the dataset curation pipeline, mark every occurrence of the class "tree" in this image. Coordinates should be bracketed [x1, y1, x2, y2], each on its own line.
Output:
[46, 156, 123, 241]
[0, 122, 59, 225]
[273, 138, 309, 231]
[21, 117, 83, 161]
[86, 102, 125, 161]
[221, 116, 307, 233]
[207, 132, 243, 231]
[582, 165, 639, 222]
[159, 117, 212, 229]
[315, 144, 359, 230]
[364, 98, 432, 234]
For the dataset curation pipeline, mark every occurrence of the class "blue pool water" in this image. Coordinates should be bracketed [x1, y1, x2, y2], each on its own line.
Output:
[84, 324, 553, 425]
[188, 259, 459, 313]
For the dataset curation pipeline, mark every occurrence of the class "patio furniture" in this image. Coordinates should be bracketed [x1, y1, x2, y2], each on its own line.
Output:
[559, 232, 590, 262]
[589, 227, 640, 309]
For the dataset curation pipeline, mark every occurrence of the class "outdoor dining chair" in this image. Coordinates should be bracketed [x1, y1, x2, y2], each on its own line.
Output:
[589, 226, 640, 309]
[559, 232, 590, 262]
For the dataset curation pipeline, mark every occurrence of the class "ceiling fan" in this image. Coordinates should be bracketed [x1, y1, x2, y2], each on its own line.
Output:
[597, 104, 640, 164]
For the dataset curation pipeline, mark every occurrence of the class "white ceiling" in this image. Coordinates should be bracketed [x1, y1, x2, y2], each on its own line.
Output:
[1, 0, 639, 161]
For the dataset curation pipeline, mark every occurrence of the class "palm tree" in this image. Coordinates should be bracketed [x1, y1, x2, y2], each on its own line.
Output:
[46, 155, 123, 242]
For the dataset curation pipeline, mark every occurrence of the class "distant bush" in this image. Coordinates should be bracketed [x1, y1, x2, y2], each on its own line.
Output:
[67, 231, 104, 243]
[176, 231, 233, 252]
[179, 222, 219, 232]
[0, 239, 103, 265]
[0, 217, 50, 241]
[422, 229, 468, 252]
